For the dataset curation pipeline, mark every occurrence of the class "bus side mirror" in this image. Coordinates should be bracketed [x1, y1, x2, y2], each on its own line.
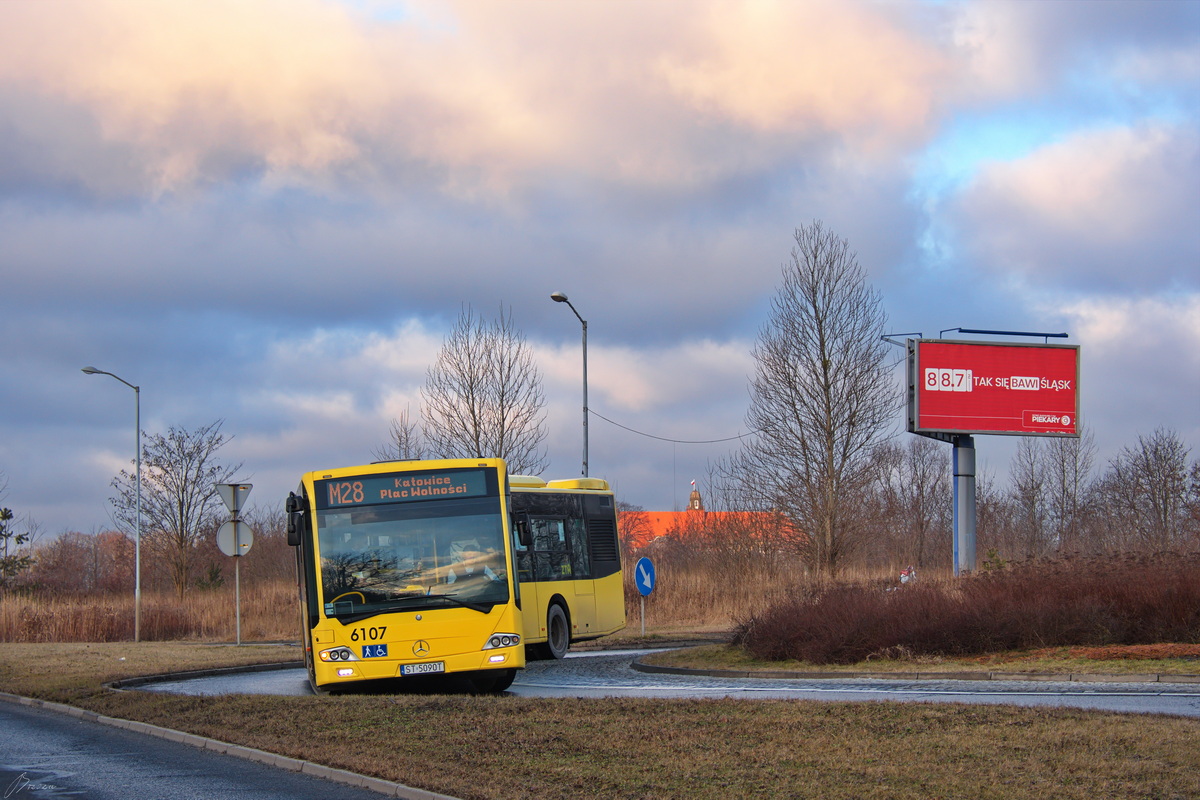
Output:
[286, 492, 305, 546]
[513, 511, 531, 548]
[287, 512, 305, 547]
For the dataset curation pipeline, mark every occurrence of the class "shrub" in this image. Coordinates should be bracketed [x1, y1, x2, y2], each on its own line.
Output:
[732, 552, 1200, 664]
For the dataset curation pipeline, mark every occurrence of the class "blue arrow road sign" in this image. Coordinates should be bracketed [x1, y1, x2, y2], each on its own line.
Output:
[635, 556, 656, 596]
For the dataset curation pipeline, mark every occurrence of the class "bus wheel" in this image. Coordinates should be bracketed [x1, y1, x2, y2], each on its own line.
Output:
[471, 669, 516, 693]
[488, 669, 516, 692]
[546, 604, 570, 659]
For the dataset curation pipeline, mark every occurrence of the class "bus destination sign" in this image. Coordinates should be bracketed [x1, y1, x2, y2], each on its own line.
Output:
[316, 469, 491, 510]
[908, 339, 1080, 437]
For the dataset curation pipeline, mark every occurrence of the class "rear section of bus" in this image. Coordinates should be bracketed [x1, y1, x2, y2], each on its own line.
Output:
[510, 476, 626, 660]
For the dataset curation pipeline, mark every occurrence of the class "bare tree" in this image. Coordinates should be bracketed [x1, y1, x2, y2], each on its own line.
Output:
[1086, 470, 1135, 552]
[1042, 425, 1096, 552]
[110, 420, 243, 599]
[616, 500, 652, 552]
[1187, 459, 1200, 546]
[1010, 437, 1050, 558]
[1100, 428, 1192, 550]
[372, 407, 427, 463]
[975, 467, 1018, 564]
[421, 306, 548, 474]
[876, 437, 950, 568]
[27, 529, 133, 595]
[726, 222, 897, 576]
[1009, 430, 1099, 556]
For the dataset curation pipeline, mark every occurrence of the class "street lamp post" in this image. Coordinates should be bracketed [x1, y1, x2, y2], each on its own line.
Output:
[550, 292, 588, 477]
[81, 366, 141, 643]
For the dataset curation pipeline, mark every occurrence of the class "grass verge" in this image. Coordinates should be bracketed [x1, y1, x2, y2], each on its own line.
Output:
[642, 642, 1200, 677]
[2, 642, 1198, 800]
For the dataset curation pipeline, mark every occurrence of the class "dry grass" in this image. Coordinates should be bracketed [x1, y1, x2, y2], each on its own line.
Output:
[0, 642, 295, 701]
[621, 545, 907, 631]
[75, 691, 1200, 800]
[0, 581, 300, 643]
[0, 642, 1192, 800]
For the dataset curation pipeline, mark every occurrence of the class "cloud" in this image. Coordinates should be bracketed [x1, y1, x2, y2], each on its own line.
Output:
[0, 0, 383, 197]
[251, 319, 754, 435]
[1114, 43, 1200, 87]
[0, 0, 960, 204]
[950, 122, 1200, 292]
[1051, 294, 1200, 452]
[952, 0, 1200, 99]
[3, 0, 1198, 536]
[655, 0, 951, 144]
[1061, 295, 1200, 348]
[540, 337, 753, 416]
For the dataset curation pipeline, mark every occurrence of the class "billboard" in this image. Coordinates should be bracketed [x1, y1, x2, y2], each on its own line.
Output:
[908, 339, 1080, 437]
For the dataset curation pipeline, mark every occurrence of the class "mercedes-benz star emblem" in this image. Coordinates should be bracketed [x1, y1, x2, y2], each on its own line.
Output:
[412, 640, 431, 656]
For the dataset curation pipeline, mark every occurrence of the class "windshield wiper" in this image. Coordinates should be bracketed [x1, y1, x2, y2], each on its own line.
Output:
[333, 593, 494, 623]
[423, 593, 495, 613]
[334, 596, 429, 623]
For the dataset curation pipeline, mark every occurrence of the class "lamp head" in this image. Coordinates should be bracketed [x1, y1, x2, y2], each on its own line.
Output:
[550, 291, 569, 303]
[81, 366, 102, 375]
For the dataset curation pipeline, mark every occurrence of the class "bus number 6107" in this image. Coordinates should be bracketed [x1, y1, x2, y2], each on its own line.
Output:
[350, 626, 387, 642]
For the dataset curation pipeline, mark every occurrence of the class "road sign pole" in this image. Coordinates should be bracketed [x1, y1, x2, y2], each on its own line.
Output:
[634, 556, 656, 637]
[216, 484, 254, 645]
[235, 518, 242, 646]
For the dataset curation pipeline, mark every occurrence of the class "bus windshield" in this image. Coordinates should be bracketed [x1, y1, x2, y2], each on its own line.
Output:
[316, 495, 508, 620]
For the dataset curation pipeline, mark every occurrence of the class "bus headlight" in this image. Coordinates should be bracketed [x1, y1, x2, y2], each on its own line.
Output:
[318, 646, 358, 662]
[482, 633, 521, 650]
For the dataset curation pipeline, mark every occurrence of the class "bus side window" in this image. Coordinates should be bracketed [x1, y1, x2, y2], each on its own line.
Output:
[532, 517, 570, 581]
[512, 517, 533, 584]
[567, 516, 590, 578]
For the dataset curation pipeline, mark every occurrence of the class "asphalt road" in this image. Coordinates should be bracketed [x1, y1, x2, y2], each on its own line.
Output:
[141, 649, 1200, 718]
[0, 700, 399, 800]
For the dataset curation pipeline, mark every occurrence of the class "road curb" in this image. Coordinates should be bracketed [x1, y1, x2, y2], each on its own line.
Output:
[0, 690, 461, 800]
[630, 659, 1200, 684]
[104, 659, 306, 690]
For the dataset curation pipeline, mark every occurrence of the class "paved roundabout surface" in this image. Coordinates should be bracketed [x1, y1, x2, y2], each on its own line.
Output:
[135, 648, 1200, 718]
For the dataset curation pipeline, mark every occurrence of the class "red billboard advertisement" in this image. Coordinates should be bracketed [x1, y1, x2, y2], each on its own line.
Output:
[908, 339, 1080, 437]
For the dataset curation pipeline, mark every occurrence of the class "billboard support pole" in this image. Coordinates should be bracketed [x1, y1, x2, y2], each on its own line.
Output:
[952, 435, 976, 576]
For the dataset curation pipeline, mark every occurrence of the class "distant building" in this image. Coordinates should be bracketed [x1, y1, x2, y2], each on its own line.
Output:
[618, 485, 800, 550]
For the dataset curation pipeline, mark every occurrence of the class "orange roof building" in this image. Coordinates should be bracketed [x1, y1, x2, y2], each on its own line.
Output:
[619, 486, 801, 550]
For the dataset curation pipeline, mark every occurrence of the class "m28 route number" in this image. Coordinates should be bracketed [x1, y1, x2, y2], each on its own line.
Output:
[328, 481, 365, 505]
[350, 626, 387, 642]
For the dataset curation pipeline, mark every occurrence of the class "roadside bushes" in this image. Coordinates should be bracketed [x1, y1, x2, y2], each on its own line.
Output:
[732, 552, 1200, 664]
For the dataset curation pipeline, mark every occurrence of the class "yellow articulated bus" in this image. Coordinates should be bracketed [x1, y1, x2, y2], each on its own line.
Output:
[286, 458, 625, 693]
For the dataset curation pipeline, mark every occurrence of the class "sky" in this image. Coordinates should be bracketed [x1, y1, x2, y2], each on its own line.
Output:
[1, 0, 1197, 538]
